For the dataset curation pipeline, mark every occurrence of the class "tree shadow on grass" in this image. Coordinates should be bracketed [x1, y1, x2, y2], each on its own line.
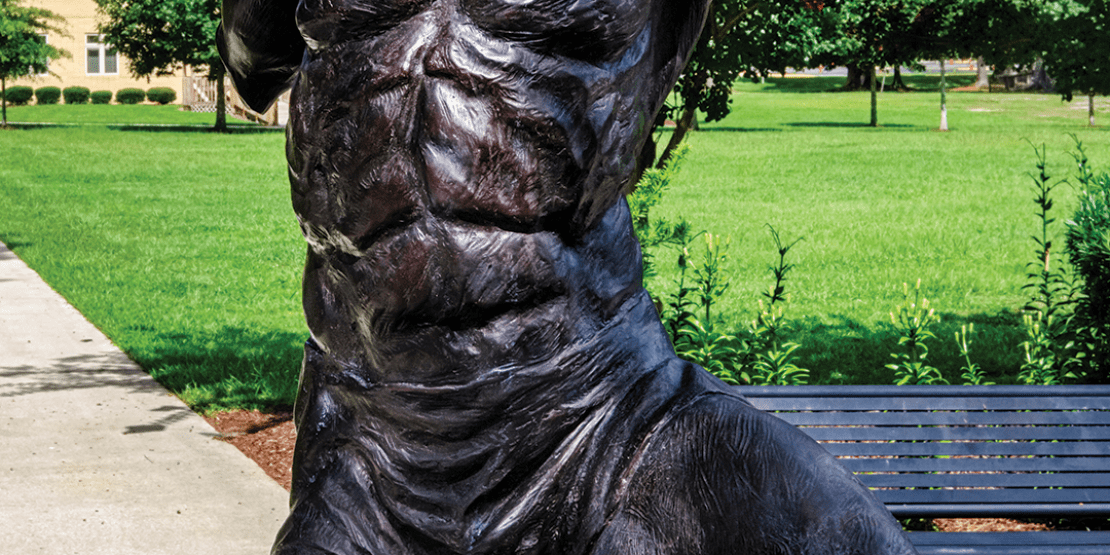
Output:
[128, 325, 308, 413]
[786, 122, 921, 129]
[693, 127, 785, 133]
[757, 77, 847, 93]
[112, 124, 284, 134]
[788, 311, 1025, 385]
[0, 122, 280, 133]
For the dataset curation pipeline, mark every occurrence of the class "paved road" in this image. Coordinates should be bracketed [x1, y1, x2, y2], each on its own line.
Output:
[0, 241, 289, 554]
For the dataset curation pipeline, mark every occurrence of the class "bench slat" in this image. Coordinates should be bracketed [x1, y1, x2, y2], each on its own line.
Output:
[859, 472, 1110, 489]
[822, 441, 1110, 457]
[911, 531, 1110, 555]
[910, 530, 1110, 546]
[916, 546, 1109, 554]
[843, 457, 1109, 473]
[875, 488, 1110, 505]
[749, 396, 1110, 411]
[887, 503, 1110, 518]
[740, 385, 1110, 398]
[739, 385, 1110, 536]
[916, 546, 1108, 555]
[801, 426, 1110, 441]
[773, 411, 1110, 426]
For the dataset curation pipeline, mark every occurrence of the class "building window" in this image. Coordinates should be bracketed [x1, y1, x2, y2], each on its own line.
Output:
[86, 35, 118, 75]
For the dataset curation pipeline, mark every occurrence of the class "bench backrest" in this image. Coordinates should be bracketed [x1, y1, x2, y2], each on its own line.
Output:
[738, 385, 1110, 518]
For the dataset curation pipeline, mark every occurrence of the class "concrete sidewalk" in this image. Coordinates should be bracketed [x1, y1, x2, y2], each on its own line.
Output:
[0, 241, 289, 554]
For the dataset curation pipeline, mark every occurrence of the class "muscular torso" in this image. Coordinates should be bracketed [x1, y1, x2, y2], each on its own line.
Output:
[218, 2, 919, 553]
[285, 0, 668, 371]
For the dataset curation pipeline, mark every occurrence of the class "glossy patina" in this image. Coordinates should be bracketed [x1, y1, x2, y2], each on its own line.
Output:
[218, 0, 918, 553]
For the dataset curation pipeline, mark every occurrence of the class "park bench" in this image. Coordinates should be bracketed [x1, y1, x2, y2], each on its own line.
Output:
[739, 385, 1110, 555]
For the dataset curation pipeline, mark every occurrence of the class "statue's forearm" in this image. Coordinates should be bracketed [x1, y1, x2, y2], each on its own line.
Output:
[217, 0, 304, 112]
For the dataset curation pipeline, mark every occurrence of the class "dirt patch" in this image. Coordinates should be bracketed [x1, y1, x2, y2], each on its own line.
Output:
[933, 518, 1052, 533]
[205, 410, 296, 491]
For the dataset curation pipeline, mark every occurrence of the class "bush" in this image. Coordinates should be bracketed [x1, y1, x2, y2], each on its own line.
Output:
[146, 87, 177, 105]
[116, 88, 145, 105]
[63, 86, 91, 105]
[1065, 169, 1110, 382]
[3, 86, 34, 105]
[90, 90, 113, 105]
[34, 86, 61, 105]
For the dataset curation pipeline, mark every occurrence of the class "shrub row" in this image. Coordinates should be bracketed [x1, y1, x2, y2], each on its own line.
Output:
[2, 86, 177, 105]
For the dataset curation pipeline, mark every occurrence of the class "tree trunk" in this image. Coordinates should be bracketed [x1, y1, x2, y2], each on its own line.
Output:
[1, 77, 7, 127]
[657, 106, 697, 170]
[844, 64, 871, 91]
[628, 133, 656, 194]
[1090, 93, 1096, 127]
[1030, 59, 1054, 93]
[939, 59, 948, 132]
[214, 65, 228, 132]
[974, 57, 990, 90]
[869, 65, 878, 127]
[891, 66, 907, 91]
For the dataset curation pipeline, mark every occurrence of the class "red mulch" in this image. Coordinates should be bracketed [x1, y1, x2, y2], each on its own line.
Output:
[204, 410, 1051, 532]
[933, 518, 1051, 533]
[204, 410, 296, 491]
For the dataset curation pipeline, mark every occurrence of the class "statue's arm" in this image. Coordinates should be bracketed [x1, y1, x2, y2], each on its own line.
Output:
[648, 0, 712, 105]
[217, 0, 305, 112]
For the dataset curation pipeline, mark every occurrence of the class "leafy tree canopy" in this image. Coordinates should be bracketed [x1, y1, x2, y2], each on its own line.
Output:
[1042, 0, 1110, 100]
[0, 0, 65, 81]
[0, 0, 67, 125]
[95, 0, 228, 130]
[94, 0, 220, 78]
[652, 0, 830, 167]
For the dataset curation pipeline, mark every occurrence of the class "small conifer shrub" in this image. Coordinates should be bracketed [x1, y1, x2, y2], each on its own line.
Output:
[90, 90, 113, 104]
[34, 86, 61, 105]
[63, 86, 91, 104]
[145, 87, 177, 105]
[116, 88, 145, 105]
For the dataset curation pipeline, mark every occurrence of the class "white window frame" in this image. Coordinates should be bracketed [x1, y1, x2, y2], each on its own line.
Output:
[85, 34, 118, 76]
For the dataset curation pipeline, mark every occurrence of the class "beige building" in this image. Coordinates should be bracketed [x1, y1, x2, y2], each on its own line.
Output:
[10, 0, 185, 100]
[10, 0, 288, 124]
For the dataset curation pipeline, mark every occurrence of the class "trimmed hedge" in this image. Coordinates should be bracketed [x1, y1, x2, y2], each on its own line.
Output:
[63, 86, 91, 105]
[116, 88, 145, 105]
[90, 90, 113, 104]
[34, 86, 61, 105]
[146, 87, 177, 105]
[3, 86, 34, 105]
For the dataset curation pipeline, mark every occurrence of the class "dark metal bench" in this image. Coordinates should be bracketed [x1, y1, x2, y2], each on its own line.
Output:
[739, 385, 1110, 555]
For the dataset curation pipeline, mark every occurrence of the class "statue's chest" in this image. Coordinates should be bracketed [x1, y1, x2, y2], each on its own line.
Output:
[295, 0, 650, 62]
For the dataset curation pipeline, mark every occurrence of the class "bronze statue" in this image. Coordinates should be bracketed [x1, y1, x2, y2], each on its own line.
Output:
[218, 1, 918, 553]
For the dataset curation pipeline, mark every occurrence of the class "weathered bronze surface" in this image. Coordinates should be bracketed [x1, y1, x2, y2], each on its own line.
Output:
[218, 1, 918, 553]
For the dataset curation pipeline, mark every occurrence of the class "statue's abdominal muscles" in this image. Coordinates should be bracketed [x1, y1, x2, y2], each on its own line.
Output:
[287, 0, 653, 336]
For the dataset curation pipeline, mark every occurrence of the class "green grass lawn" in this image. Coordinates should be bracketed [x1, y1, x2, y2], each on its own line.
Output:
[0, 88, 1106, 411]
[645, 76, 1110, 384]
